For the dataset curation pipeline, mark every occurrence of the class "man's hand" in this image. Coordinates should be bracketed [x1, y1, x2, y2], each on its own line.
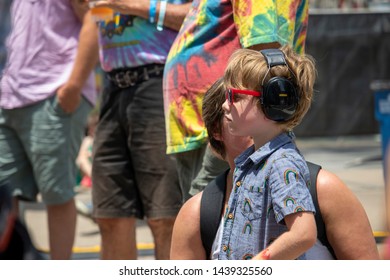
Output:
[87, 0, 192, 31]
[71, 0, 90, 22]
[56, 84, 82, 114]
[87, 0, 145, 16]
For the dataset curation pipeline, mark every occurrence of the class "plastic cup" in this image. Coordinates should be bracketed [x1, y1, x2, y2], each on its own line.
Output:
[89, 2, 114, 21]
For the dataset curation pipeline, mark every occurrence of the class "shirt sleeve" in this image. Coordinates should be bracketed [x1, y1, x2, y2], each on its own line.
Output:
[268, 153, 315, 224]
[231, 0, 309, 53]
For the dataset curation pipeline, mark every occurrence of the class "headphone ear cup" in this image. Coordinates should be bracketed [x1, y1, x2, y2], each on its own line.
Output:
[261, 77, 299, 122]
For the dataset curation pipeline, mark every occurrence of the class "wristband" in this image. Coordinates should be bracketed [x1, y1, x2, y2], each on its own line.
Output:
[157, 0, 167, 31]
[149, 0, 157, 24]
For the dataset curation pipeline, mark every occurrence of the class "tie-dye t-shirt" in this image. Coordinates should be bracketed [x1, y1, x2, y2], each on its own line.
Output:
[163, 0, 309, 154]
[97, 0, 190, 71]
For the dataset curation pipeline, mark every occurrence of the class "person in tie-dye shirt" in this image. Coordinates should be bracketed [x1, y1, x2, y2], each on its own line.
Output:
[163, 0, 309, 201]
[87, 0, 192, 260]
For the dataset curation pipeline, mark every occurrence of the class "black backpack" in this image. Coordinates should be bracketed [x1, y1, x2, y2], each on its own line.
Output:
[200, 161, 336, 259]
[0, 183, 44, 260]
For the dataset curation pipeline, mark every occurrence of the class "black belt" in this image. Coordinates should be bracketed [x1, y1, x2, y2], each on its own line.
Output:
[107, 64, 164, 88]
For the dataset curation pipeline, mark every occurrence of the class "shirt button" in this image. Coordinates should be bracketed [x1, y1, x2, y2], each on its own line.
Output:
[236, 181, 241, 187]
[222, 245, 228, 252]
[228, 213, 234, 219]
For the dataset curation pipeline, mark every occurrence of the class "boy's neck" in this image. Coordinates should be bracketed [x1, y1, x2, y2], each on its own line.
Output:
[253, 128, 284, 150]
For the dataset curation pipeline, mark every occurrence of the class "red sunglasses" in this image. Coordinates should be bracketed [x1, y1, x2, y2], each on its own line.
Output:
[225, 88, 262, 104]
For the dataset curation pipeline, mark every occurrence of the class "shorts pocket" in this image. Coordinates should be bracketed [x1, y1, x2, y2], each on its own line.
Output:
[47, 95, 71, 118]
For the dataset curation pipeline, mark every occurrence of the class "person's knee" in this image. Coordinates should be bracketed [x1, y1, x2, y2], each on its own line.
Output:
[147, 217, 175, 237]
[96, 217, 136, 236]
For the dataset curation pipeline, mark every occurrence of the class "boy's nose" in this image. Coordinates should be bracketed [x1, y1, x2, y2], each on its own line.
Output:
[222, 99, 230, 112]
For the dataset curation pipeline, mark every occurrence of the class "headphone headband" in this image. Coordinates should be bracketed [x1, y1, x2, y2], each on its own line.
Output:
[260, 49, 287, 68]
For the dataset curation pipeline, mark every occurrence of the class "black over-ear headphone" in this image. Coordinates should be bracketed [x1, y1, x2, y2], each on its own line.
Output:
[259, 49, 299, 122]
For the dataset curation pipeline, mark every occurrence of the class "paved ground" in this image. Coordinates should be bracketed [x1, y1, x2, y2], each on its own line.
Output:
[20, 134, 389, 259]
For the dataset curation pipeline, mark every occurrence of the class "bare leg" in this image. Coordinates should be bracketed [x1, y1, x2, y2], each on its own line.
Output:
[148, 217, 176, 260]
[96, 217, 137, 260]
[46, 198, 77, 260]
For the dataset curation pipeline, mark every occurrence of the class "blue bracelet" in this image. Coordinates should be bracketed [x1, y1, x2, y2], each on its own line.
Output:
[157, 0, 167, 31]
[149, 0, 157, 24]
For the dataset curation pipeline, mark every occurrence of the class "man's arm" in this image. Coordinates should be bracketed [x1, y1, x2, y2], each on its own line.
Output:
[71, 0, 90, 22]
[88, 0, 192, 31]
[317, 169, 380, 259]
[57, 2, 99, 113]
[252, 212, 317, 260]
[170, 192, 207, 260]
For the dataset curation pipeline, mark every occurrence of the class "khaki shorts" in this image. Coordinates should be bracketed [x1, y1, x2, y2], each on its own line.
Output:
[174, 144, 207, 201]
[174, 143, 229, 200]
[0, 95, 92, 205]
[189, 144, 229, 196]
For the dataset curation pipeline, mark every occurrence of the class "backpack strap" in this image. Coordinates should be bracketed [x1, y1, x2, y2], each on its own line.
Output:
[306, 161, 337, 259]
[200, 169, 229, 260]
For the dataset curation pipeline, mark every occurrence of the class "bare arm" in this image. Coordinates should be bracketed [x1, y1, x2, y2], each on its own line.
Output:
[57, 3, 99, 113]
[71, 0, 89, 22]
[89, 0, 192, 31]
[317, 169, 379, 259]
[170, 192, 207, 260]
[253, 212, 317, 260]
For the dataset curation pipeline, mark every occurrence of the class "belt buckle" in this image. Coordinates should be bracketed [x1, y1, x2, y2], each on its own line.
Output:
[114, 71, 138, 88]
[153, 65, 162, 76]
[152, 65, 163, 76]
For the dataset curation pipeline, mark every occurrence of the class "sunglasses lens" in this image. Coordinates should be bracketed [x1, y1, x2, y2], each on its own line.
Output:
[226, 89, 233, 104]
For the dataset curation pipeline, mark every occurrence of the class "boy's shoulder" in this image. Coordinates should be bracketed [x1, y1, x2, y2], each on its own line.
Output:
[268, 140, 304, 162]
[265, 144, 309, 177]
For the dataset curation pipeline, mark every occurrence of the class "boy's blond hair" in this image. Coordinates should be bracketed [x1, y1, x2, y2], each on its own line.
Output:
[223, 45, 316, 130]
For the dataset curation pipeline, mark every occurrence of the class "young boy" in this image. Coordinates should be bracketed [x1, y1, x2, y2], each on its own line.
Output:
[170, 77, 379, 260]
[219, 46, 317, 260]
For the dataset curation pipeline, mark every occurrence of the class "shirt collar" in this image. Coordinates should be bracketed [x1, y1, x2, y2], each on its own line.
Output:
[235, 132, 296, 167]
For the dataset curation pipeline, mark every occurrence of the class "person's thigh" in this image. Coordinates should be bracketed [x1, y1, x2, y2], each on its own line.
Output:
[0, 108, 37, 201]
[174, 144, 207, 201]
[92, 85, 143, 219]
[129, 78, 182, 218]
[18, 96, 91, 205]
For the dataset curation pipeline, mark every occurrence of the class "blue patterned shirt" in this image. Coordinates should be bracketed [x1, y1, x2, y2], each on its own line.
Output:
[218, 132, 315, 260]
